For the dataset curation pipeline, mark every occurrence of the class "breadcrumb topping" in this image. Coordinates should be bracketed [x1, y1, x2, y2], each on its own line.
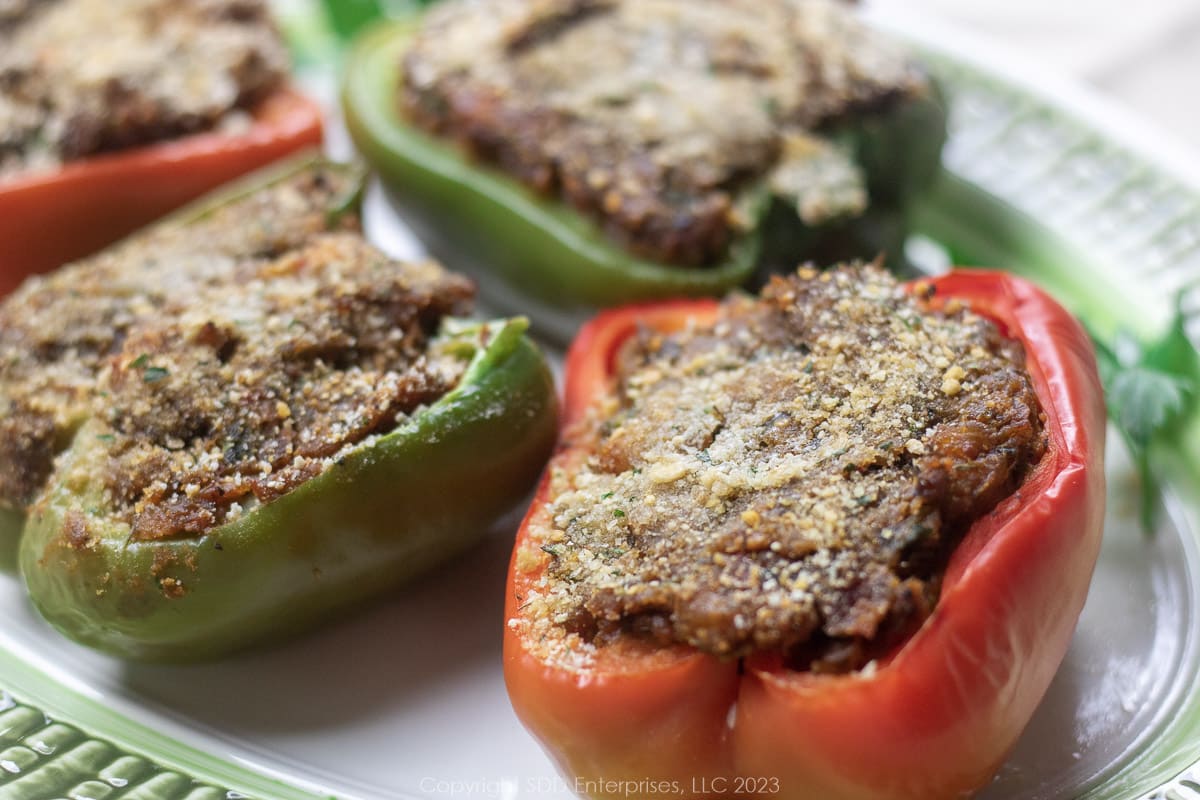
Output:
[0, 0, 288, 179]
[513, 265, 1045, 672]
[0, 165, 476, 541]
[86, 237, 473, 540]
[403, 0, 928, 265]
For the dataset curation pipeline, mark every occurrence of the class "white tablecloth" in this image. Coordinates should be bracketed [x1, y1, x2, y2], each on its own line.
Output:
[871, 0, 1200, 152]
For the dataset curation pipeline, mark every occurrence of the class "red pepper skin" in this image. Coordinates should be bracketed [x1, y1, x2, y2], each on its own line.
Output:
[0, 87, 323, 293]
[504, 272, 1106, 800]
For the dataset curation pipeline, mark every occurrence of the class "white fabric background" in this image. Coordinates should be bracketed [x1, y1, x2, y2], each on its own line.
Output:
[871, 0, 1200, 151]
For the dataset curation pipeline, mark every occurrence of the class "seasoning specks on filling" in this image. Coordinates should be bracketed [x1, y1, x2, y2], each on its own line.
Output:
[0, 165, 476, 544]
[402, 0, 929, 267]
[514, 265, 1045, 673]
[0, 0, 288, 179]
[90, 237, 472, 541]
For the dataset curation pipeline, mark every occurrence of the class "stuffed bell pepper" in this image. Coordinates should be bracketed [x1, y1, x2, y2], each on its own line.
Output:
[342, 0, 947, 340]
[0, 0, 324, 289]
[505, 265, 1105, 799]
[2, 156, 558, 661]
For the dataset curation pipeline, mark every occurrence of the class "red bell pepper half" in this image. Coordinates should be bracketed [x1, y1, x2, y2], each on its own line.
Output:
[504, 271, 1106, 800]
[0, 86, 323, 293]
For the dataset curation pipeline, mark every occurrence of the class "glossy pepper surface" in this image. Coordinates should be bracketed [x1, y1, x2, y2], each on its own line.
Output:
[0, 86, 323, 293]
[17, 162, 559, 662]
[504, 271, 1106, 800]
[340, 19, 946, 341]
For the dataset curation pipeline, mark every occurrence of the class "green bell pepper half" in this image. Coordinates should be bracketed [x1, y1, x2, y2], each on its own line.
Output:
[20, 317, 557, 661]
[341, 21, 762, 324]
[340, 19, 947, 340]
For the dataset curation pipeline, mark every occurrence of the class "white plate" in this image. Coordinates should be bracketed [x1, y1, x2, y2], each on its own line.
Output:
[3, 7, 1200, 800]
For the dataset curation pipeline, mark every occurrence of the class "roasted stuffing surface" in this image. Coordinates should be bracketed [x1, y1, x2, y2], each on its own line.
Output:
[515, 266, 1045, 672]
[403, 0, 926, 266]
[0, 166, 475, 540]
[0, 0, 288, 179]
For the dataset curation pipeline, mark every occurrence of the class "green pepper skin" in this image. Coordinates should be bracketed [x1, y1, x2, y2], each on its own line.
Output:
[833, 79, 948, 210]
[341, 21, 947, 340]
[0, 508, 22, 543]
[0, 509, 20, 570]
[20, 319, 557, 661]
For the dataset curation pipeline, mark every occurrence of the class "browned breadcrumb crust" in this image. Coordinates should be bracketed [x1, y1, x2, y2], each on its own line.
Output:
[520, 265, 1045, 672]
[93, 238, 472, 541]
[0, 166, 476, 541]
[402, 0, 925, 266]
[0, 166, 357, 510]
[0, 0, 288, 178]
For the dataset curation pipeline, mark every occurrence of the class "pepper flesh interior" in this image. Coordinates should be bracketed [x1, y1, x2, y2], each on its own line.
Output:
[519, 265, 1046, 672]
